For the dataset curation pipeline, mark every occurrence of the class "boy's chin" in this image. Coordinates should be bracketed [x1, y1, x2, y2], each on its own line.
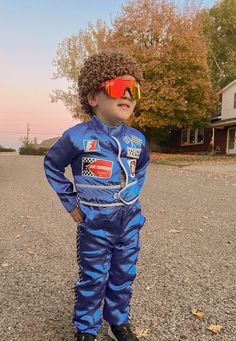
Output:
[114, 111, 133, 121]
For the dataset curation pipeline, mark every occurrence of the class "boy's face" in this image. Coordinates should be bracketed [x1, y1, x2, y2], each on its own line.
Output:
[87, 74, 137, 126]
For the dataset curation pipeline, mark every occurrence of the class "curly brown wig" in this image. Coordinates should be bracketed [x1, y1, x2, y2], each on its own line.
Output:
[77, 48, 144, 117]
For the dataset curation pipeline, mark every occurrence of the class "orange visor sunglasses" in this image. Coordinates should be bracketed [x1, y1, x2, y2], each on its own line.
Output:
[95, 77, 141, 100]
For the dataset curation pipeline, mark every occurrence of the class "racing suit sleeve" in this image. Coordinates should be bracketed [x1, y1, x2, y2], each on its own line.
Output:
[43, 128, 78, 213]
[135, 136, 150, 193]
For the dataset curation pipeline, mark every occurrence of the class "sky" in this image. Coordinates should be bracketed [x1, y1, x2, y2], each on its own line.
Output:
[0, 0, 217, 150]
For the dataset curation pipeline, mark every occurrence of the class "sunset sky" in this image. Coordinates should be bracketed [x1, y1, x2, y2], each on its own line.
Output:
[0, 0, 216, 150]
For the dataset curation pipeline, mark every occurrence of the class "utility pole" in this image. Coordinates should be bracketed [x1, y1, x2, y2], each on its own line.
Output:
[26, 122, 30, 144]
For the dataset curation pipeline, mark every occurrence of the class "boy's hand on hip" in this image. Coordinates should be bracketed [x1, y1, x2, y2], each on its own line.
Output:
[69, 206, 84, 224]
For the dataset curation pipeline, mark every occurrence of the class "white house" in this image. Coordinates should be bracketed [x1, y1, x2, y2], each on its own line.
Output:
[33, 136, 60, 150]
[210, 78, 236, 155]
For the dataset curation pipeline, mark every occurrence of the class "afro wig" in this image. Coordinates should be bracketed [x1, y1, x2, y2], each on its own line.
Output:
[77, 49, 144, 117]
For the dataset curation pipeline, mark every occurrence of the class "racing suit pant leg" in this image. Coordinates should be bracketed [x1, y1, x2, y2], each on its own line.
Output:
[102, 231, 140, 326]
[72, 222, 113, 336]
[102, 202, 143, 326]
[103, 200, 146, 325]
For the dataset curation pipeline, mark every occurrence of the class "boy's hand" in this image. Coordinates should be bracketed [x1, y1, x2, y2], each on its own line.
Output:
[69, 206, 84, 224]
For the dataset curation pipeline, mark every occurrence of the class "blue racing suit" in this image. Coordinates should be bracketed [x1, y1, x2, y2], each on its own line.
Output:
[43, 114, 150, 336]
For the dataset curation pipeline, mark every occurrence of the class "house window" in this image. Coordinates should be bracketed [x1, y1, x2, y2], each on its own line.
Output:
[181, 128, 204, 145]
[234, 93, 236, 109]
[181, 129, 188, 144]
[190, 129, 195, 144]
[228, 128, 235, 149]
[197, 128, 204, 143]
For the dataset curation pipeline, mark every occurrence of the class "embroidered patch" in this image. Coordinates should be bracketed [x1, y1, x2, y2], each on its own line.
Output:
[83, 139, 100, 152]
[123, 135, 142, 146]
[127, 147, 141, 159]
[82, 157, 113, 178]
[127, 159, 137, 177]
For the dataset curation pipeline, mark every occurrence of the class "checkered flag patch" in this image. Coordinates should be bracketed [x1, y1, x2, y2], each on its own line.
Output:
[123, 135, 131, 144]
[82, 157, 96, 176]
[123, 135, 143, 146]
[131, 135, 142, 146]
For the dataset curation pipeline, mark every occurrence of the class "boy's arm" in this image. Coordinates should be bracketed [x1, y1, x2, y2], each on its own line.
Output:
[135, 136, 150, 193]
[43, 128, 78, 213]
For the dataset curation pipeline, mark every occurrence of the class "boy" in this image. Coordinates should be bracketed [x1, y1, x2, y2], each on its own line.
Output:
[44, 49, 150, 341]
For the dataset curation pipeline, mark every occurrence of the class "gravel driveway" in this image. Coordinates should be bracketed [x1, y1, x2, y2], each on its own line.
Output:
[0, 155, 235, 341]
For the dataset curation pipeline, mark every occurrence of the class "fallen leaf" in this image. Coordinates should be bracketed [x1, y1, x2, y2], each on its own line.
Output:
[169, 229, 180, 233]
[135, 328, 149, 337]
[27, 250, 34, 255]
[208, 324, 222, 333]
[191, 308, 205, 318]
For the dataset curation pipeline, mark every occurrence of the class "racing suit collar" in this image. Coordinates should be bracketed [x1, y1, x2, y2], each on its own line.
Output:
[92, 114, 125, 135]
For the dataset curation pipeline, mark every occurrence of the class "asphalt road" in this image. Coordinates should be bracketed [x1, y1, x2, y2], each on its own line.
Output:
[0, 155, 235, 341]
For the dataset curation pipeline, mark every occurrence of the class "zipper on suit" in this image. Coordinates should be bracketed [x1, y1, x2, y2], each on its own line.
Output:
[111, 135, 128, 187]
[111, 135, 139, 204]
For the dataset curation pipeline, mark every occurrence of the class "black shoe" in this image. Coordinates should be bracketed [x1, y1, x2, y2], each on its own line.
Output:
[108, 322, 139, 341]
[75, 331, 98, 341]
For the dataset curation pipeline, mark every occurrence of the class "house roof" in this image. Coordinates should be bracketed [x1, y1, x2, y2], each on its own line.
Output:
[40, 137, 60, 147]
[221, 78, 236, 93]
[210, 117, 236, 127]
[33, 136, 60, 149]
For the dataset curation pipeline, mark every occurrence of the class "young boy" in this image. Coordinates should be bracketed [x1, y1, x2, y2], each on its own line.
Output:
[44, 49, 150, 341]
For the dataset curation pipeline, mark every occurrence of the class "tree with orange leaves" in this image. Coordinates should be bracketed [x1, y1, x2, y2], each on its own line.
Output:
[106, 0, 219, 132]
[51, 0, 219, 138]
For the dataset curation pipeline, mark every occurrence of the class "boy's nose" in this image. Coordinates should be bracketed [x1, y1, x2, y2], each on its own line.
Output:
[122, 88, 132, 99]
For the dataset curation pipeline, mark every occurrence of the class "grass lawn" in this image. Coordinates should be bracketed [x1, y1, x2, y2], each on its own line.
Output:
[151, 152, 236, 167]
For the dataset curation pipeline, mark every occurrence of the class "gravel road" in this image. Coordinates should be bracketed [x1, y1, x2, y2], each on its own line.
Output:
[0, 155, 235, 341]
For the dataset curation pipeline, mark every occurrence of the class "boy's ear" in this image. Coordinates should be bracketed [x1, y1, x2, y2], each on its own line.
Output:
[87, 90, 97, 106]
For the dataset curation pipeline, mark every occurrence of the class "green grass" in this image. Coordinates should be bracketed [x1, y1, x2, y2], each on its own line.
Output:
[151, 153, 236, 167]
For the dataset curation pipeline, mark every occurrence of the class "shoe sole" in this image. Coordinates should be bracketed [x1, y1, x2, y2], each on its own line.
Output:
[108, 326, 119, 341]
[75, 332, 98, 341]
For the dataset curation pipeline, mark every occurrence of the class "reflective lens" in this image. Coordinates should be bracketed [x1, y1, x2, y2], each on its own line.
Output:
[96, 77, 141, 100]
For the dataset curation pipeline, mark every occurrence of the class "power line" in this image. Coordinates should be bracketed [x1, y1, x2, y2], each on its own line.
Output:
[0, 131, 61, 135]
[26, 122, 30, 143]
[0, 112, 68, 114]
